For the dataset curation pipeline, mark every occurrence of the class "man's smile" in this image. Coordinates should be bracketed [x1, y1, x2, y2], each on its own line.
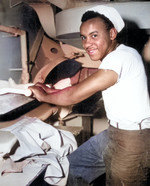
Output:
[87, 48, 97, 55]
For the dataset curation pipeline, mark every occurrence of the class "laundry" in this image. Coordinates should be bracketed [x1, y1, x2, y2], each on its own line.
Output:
[0, 78, 33, 96]
[0, 116, 77, 186]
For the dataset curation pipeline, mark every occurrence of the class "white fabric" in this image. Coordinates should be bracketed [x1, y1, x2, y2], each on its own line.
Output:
[0, 157, 47, 186]
[0, 78, 33, 96]
[0, 131, 17, 153]
[87, 5, 125, 33]
[0, 116, 77, 185]
[99, 44, 150, 130]
[53, 77, 71, 89]
[108, 120, 150, 131]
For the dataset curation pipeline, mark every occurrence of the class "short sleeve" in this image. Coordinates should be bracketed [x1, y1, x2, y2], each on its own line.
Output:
[99, 51, 123, 78]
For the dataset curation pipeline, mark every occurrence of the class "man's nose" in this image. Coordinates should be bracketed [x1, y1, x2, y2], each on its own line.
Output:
[84, 38, 92, 49]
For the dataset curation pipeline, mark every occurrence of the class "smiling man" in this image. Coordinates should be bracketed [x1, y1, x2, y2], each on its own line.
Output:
[29, 5, 150, 186]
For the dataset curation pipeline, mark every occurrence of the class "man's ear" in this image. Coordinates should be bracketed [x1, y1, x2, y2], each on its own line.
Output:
[110, 28, 117, 40]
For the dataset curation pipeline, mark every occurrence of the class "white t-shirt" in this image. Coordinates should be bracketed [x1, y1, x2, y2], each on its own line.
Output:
[99, 44, 150, 130]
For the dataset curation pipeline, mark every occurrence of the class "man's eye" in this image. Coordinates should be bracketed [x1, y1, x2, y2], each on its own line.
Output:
[81, 36, 86, 40]
[92, 34, 97, 38]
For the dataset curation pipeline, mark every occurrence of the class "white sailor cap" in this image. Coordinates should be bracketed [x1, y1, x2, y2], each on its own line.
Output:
[87, 5, 125, 33]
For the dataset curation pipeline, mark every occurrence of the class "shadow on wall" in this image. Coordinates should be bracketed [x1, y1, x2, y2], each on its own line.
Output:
[117, 19, 150, 94]
[117, 19, 149, 54]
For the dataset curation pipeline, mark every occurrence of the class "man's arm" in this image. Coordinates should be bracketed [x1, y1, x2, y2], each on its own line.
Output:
[29, 69, 118, 106]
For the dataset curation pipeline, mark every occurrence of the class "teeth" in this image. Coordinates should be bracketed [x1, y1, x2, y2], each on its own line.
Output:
[89, 50, 94, 54]
[86, 48, 96, 54]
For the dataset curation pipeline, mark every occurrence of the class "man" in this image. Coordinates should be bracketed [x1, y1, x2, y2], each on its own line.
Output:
[29, 5, 150, 186]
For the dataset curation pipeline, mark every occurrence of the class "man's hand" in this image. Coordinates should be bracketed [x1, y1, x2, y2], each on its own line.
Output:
[28, 82, 59, 102]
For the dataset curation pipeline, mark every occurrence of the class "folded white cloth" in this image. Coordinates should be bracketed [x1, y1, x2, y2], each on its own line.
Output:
[0, 116, 77, 186]
[0, 78, 33, 96]
[0, 78, 34, 116]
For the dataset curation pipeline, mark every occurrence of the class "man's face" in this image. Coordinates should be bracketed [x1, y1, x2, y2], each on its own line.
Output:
[80, 17, 115, 61]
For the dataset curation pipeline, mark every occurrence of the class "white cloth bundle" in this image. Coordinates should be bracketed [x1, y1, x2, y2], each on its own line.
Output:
[0, 116, 77, 186]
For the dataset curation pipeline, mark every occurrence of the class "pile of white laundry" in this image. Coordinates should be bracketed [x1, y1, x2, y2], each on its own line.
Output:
[0, 116, 77, 186]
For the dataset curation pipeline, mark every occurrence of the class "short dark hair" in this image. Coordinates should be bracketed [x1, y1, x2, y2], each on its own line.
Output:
[81, 11, 114, 31]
